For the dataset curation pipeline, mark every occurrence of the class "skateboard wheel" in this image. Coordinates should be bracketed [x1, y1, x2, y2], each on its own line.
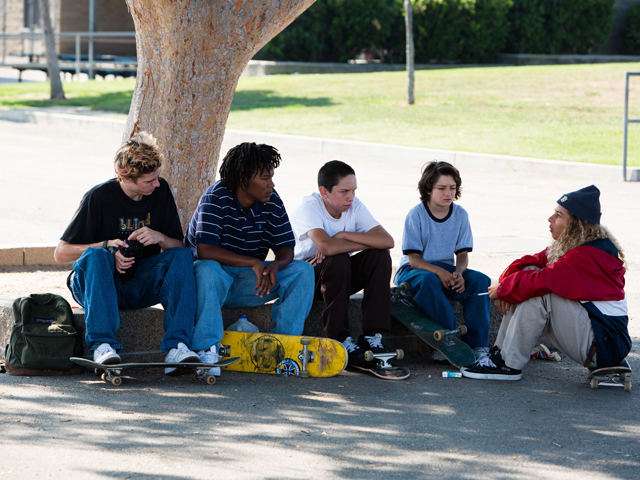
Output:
[112, 376, 122, 386]
[299, 371, 310, 378]
[205, 376, 217, 385]
[624, 381, 631, 392]
[400, 282, 411, 292]
[434, 330, 444, 342]
[364, 351, 374, 362]
[301, 337, 311, 346]
[396, 349, 404, 361]
[101, 373, 108, 382]
[459, 325, 468, 335]
[192, 373, 198, 381]
[591, 378, 598, 389]
[587, 370, 595, 379]
[620, 373, 627, 381]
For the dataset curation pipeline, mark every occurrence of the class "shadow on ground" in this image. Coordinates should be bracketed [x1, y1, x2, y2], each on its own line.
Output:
[2, 350, 639, 479]
[231, 90, 335, 111]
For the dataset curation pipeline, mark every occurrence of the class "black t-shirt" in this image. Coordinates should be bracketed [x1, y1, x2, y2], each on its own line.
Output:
[61, 177, 183, 260]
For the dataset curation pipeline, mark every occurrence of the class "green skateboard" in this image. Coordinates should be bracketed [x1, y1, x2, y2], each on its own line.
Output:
[390, 283, 476, 368]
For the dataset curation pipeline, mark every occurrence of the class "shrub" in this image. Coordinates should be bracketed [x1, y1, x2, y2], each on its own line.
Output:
[619, 3, 640, 54]
[256, 0, 403, 63]
[506, 0, 615, 54]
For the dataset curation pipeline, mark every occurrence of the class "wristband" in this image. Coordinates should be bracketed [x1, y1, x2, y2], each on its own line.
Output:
[102, 240, 108, 249]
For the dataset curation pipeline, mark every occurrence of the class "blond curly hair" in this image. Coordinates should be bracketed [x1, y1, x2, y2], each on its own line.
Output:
[114, 132, 163, 182]
[547, 212, 625, 266]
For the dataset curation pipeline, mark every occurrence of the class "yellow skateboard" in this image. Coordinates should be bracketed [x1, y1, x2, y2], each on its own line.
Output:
[219, 331, 348, 378]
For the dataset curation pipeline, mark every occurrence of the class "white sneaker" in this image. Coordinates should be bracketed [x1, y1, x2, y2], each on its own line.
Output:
[93, 343, 121, 365]
[198, 345, 221, 377]
[164, 342, 199, 375]
[473, 347, 490, 361]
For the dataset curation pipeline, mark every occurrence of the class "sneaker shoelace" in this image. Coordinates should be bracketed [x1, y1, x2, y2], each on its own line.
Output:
[476, 354, 497, 368]
[365, 333, 383, 349]
[342, 337, 359, 353]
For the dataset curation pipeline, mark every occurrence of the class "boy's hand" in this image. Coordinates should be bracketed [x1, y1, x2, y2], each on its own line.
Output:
[315, 250, 326, 265]
[436, 269, 456, 290]
[451, 271, 465, 293]
[128, 227, 163, 246]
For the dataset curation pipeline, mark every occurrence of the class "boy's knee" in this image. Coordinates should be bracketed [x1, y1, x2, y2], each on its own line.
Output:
[78, 247, 113, 269]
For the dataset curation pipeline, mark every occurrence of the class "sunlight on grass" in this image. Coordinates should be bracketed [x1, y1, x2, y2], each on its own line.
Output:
[2, 64, 640, 165]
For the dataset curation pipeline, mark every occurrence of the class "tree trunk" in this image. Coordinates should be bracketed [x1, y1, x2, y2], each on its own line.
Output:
[123, 0, 317, 230]
[404, 0, 414, 105]
[38, 0, 65, 100]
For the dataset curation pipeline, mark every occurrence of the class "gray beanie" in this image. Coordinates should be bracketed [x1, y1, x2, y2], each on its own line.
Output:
[557, 185, 601, 225]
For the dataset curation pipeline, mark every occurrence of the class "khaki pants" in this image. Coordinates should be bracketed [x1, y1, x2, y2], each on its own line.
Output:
[496, 292, 596, 371]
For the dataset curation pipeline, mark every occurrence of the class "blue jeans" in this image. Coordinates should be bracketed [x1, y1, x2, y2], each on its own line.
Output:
[70, 247, 196, 352]
[191, 259, 314, 351]
[395, 262, 490, 348]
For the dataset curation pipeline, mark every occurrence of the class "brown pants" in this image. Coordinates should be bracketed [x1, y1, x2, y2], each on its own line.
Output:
[311, 249, 392, 340]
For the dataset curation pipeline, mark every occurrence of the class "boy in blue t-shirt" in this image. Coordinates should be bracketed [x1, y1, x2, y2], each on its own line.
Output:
[394, 161, 490, 364]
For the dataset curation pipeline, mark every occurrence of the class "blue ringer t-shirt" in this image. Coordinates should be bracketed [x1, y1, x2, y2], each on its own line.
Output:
[184, 181, 295, 260]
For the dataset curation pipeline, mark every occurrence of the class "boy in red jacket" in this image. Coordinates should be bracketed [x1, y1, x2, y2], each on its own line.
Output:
[462, 185, 631, 381]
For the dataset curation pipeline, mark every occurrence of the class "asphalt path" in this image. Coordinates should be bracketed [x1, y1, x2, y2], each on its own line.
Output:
[1, 118, 639, 479]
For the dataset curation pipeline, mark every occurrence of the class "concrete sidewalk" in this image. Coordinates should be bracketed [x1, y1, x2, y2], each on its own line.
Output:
[1, 115, 639, 480]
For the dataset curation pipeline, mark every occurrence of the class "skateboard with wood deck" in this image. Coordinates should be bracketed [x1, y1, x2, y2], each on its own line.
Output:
[390, 282, 476, 368]
[70, 357, 240, 386]
[588, 358, 632, 392]
[219, 331, 347, 378]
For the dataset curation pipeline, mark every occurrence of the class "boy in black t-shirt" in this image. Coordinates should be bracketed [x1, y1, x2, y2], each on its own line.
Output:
[54, 132, 199, 373]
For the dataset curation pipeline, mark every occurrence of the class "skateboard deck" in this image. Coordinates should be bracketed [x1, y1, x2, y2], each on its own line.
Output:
[587, 358, 632, 391]
[390, 283, 476, 368]
[70, 357, 240, 386]
[219, 331, 347, 378]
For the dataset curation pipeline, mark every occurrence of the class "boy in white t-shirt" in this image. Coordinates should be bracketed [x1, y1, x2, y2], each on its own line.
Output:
[291, 160, 395, 365]
[395, 161, 491, 365]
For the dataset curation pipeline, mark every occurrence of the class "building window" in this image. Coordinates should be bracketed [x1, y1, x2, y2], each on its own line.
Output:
[24, 0, 41, 30]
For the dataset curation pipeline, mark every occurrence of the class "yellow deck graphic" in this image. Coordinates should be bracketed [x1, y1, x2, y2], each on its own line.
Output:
[220, 331, 347, 377]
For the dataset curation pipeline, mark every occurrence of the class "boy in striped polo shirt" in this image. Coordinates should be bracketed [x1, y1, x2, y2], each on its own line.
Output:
[185, 143, 314, 378]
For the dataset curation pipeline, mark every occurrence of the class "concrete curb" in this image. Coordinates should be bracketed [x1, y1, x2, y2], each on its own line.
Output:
[2, 107, 637, 182]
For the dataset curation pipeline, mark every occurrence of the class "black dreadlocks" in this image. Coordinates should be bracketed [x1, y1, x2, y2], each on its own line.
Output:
[218, 142, 281, 192]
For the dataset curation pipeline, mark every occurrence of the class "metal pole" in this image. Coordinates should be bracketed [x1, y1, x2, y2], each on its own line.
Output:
[2, 0, 6, 63]
[623, 73, 629, 182]
[75, 33, 80, 81]
[88, 0, 96, 80]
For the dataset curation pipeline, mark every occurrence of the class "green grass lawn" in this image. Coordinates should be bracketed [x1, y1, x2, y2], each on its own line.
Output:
[2, 63, 640, 165]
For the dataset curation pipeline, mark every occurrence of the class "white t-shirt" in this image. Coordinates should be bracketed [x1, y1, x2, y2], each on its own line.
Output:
[291, 192, 380, 260]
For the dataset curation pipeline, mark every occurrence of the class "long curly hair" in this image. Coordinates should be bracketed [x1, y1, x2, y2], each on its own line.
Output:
[218, 143, 281, 192]
[547, 212, 625, 266]
[114, 132, 163, 182]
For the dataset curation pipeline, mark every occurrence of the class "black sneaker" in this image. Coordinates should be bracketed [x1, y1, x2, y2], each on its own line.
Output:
[357, 332, 387, 354]
[341, 336, 366, 366]
[461, 347, 522, 381]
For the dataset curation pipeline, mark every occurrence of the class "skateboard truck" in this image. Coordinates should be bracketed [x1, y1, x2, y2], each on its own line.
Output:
[433, 325, 468, 342]
[363, 349, 404, 368]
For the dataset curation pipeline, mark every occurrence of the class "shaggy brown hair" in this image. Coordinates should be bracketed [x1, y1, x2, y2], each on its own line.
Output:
[114, 132, 163, 182]
[547, 212, 625, 266]
[418, 161, 462, 203]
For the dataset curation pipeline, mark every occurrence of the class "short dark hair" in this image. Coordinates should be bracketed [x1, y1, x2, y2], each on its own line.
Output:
[219, 143, 281, 192]
[317, 160, 355, 192]
[418, 161, 462, 203]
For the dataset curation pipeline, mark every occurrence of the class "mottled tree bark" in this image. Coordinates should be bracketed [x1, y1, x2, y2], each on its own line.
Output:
[123, 0, 316, 229]
[404, 0, 414, 105]
[38, 0, 65, 100]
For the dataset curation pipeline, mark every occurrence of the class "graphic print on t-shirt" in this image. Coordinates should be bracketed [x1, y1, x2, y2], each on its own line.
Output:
[119, 213, 151, 232]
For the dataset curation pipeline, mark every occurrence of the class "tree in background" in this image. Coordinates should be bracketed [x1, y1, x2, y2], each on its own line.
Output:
[38, 0, 65, 100]
[405, 0, 415, 105]
[123, 0, 316, 229]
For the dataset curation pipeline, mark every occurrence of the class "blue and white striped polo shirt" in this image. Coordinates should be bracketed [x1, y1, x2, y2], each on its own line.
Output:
[185, 181, 295, 260]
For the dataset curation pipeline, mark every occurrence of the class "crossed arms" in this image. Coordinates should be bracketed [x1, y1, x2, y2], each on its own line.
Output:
[307, 225, 394, 262]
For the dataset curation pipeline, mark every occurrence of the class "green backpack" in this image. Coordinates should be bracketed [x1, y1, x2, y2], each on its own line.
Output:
[3, 294, 83, 375]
